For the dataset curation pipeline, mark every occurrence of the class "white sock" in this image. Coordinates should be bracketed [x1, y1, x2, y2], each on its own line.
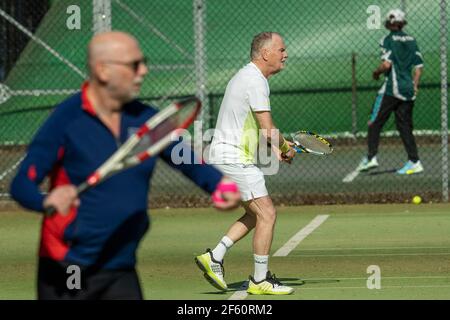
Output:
[253, 254, 269, 282]
[211, 236, 234, 262]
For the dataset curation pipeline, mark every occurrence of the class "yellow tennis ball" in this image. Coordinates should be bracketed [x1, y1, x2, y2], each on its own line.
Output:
[406, 169, 414, 175]
[412, 196, 422, 204]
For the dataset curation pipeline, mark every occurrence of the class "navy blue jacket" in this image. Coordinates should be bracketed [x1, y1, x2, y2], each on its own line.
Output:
[10, 82, 222, 269]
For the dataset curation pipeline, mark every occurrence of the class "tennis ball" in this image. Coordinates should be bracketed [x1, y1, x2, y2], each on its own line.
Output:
[406, 169, 414, 175]
[412, 195, 422, 204]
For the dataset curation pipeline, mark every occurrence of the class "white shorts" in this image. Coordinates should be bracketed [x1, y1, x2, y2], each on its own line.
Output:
[213, 163, 268, 201]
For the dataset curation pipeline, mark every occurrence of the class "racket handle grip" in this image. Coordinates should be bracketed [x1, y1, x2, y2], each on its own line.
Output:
[293, 146, 304, 153]
[43, 183, 87, 217]
[44, 206, 57, 216]
[77, 181, 90, 194]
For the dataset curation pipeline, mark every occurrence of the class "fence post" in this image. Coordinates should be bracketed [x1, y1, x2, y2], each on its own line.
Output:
[351, 52, 358, 138]
[193, 0, 209, 130]
[93, 0, 111, 34]
[193, 0, 209, 159]
[400, 0, 406, 12]
[439, 0, 449, 202]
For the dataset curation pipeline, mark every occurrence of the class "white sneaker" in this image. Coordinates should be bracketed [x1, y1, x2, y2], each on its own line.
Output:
[356, 156, 379, 172]
[397, 160, 424, 175]
[247, 271, 294, 295]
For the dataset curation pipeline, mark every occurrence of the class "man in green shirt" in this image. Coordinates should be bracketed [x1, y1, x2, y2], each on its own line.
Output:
[357, 8, 424, 174]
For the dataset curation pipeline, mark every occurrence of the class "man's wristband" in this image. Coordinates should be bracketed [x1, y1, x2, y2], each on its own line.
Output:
[280, 140, 290, 154]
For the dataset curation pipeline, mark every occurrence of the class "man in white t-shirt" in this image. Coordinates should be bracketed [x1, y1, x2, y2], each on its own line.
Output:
[195, 32, 296, 295]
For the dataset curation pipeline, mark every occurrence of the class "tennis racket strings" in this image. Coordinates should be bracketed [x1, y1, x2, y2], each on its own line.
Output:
[129, 97, 200, 158]
[291, 131, 333, 155]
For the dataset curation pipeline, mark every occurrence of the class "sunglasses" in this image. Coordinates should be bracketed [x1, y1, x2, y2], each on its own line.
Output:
[103, 57, 148, 72]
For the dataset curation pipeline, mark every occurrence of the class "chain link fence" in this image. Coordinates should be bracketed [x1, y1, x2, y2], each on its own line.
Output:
[0, 0, 448, 208]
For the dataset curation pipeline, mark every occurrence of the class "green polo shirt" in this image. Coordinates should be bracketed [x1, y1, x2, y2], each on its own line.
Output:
[378, 30, 424, 101]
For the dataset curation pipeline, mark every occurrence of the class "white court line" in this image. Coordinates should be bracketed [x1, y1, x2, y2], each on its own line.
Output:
[228, 282, 249, 300]
[342, 169, 360, 183]
[290, 252, 450, 257]
[303, 275, 450, 281]
[228, 214, 329, 300]
[296, 246, 450, 251]
[227, 275, 450, 299]
[273, 214, 329, 257]
[300, 285, 450, 290]
[228, 276, 450, 296]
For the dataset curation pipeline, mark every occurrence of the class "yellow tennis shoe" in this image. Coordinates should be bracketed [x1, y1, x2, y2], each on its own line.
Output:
[247, 271, 294, 295]
[195, 249, 227, 291]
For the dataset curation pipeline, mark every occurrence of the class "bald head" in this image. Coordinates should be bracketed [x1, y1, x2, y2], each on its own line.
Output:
[86, 31, 148, 104]
[88, 31, 141, 75]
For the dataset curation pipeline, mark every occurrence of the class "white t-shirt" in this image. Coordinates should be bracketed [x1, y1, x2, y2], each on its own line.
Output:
[208, 62, 271, 164]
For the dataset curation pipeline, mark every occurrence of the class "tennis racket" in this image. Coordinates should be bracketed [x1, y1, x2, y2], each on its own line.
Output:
[45, 96, 201, 215]
[290, 131, 333, 155]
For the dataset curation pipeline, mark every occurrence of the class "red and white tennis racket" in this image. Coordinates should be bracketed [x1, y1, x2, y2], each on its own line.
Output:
[45, 97, 201, 215]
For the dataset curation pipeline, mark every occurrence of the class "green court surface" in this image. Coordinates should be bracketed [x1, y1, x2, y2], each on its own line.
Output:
[0, 203, 449, 300]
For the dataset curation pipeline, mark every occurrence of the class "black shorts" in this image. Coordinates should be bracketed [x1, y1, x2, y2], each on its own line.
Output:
[37, 257, 143, 300]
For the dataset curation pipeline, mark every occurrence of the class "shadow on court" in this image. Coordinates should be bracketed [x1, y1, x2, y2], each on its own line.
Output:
[367, 168, 397, 176]
[300, 279, 341, 285]
[200, 278, 307, 294]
